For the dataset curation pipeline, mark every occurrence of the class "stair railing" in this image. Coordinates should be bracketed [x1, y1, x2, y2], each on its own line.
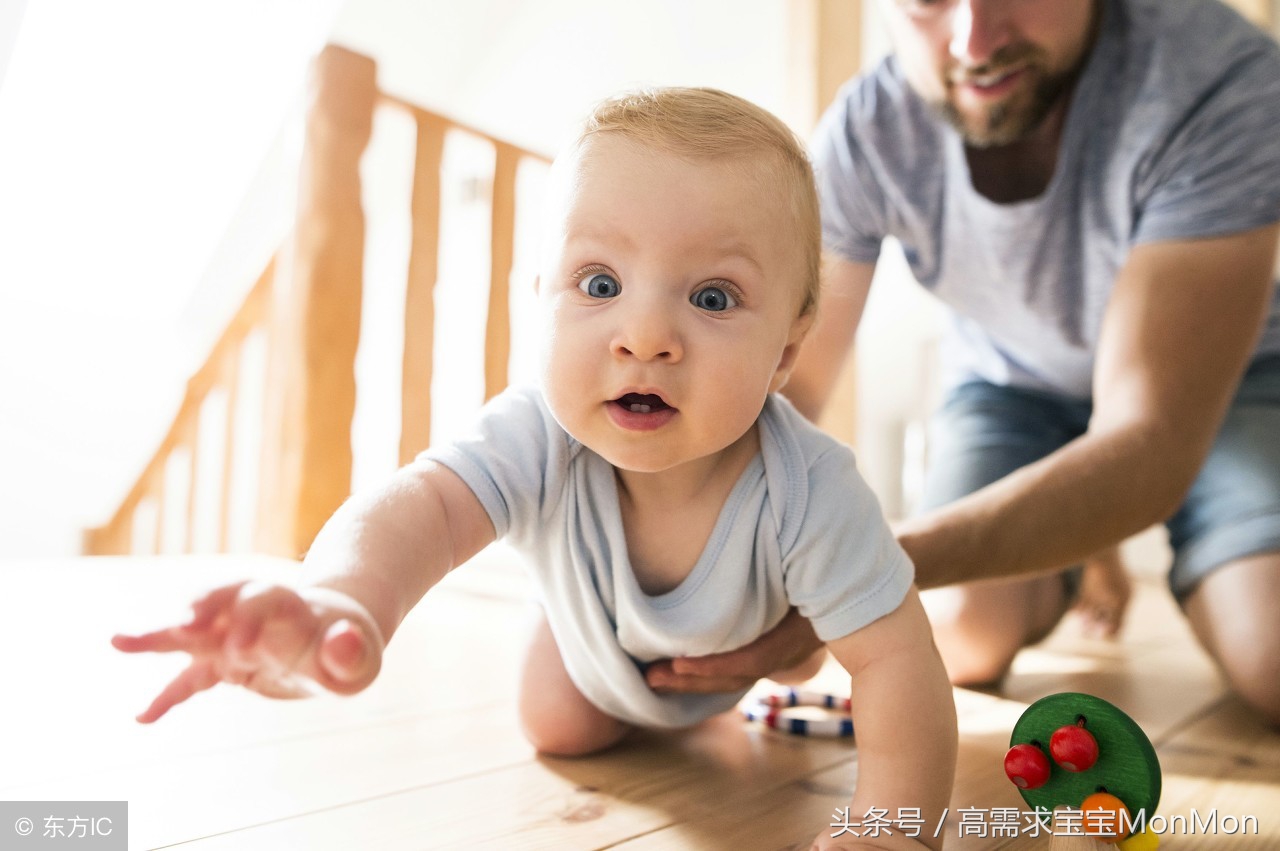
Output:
[84, 44, 550, 559]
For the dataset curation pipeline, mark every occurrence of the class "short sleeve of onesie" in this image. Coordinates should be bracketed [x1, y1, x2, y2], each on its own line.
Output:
[417, 384, 571, 542]
[780, 439, 915, 643]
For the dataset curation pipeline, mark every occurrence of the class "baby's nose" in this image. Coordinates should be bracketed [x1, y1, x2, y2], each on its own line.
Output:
[611, 307, 682, 362]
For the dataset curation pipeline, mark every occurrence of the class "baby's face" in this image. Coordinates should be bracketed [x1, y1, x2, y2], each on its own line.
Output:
[536, 135, 810, 474]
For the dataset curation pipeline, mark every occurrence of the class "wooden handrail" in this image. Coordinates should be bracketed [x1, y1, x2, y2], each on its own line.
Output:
[377, 93, 551, 457]
[84, 259, 274, 555]
[85, 45, 551, 558]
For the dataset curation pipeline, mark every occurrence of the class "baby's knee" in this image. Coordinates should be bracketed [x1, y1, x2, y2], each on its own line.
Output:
[520, 709, 630, 757]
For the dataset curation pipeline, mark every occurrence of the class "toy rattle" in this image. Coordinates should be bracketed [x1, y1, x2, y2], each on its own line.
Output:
[1004, 692, 1162, 849]
[741, 688, 854, 737]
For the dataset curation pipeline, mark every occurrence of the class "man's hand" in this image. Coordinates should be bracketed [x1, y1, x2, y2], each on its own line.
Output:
[112, 581, 384, 723]
[644, 607, 823, 694]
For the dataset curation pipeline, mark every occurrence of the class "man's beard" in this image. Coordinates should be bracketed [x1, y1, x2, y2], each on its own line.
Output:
[933, 54, 1079, 148]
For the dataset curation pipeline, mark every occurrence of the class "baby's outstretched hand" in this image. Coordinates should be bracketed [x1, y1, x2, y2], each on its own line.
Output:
[112, 582, 384, 723]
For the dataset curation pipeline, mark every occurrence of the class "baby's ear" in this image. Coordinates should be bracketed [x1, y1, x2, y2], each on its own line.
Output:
[769, 311, 816, 392]
[788, 310, 815, 346]
[532, 275, 541, 296]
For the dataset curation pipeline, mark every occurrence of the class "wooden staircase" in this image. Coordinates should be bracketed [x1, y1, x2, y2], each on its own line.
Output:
[83, 44, 550, 559]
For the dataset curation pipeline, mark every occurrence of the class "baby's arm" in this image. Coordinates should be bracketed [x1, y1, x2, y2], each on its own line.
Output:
[815, 587, 957, 851]
[113, 460, 495, 721]
[300, 459, 496, 645]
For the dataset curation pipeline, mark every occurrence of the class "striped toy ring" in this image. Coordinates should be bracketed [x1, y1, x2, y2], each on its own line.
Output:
[741, 688, 854, 738]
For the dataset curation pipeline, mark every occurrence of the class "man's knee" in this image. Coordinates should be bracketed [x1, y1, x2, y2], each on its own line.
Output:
[1182, 553, 1280, 727]
[923, 589, 1024, 687]
[922, 578, 1070, 688]
[1222, 650, 1280, 729]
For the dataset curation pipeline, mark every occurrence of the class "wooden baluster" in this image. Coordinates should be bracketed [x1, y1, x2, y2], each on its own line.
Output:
[485, 143, 517, 401]
[219, 343, 241, 553]
[116, 509, 133, 554]
[183, 417, 199, 554]
[152, 465, 166, 555]
[259, 45, 377, 558]
[399, 115, 447, 464]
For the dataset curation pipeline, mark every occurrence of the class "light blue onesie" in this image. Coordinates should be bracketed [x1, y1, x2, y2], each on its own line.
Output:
[423, 385, 913, 729]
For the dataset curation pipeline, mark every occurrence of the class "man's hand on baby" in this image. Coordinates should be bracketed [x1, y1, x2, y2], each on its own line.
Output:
[644, 607, 823, 694]
[112, 582, 384, 723]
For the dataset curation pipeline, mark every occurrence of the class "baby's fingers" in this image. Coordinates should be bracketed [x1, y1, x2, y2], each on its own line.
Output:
[223, 585, 318, 673]
[136, 659, 221, 724]
[185, 582, 250, 629]
[112, 626, 217, 656]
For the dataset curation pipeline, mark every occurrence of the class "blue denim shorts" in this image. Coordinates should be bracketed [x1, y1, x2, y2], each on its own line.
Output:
[921, 355, 1280, 598]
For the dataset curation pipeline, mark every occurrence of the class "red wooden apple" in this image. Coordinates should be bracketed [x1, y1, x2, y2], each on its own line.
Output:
[1004, 742, 1051, 789]
[1050, 722, 1099, 772]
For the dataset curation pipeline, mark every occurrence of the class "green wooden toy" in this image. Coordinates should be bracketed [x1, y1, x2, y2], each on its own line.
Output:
[1005, 692, 1161, 846]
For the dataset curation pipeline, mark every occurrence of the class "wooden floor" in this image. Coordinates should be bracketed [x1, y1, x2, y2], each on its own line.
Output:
[3, 548, 1278, 850]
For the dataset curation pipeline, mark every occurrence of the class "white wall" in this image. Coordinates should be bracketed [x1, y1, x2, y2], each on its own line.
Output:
[330, 0, 805, 157]
[0, 1, 342, 557]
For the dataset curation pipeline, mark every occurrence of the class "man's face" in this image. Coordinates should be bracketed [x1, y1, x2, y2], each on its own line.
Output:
[884, 0, 1098, 147]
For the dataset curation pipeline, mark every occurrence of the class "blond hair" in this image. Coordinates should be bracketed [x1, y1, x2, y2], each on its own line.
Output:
[573, 87, 821, 317]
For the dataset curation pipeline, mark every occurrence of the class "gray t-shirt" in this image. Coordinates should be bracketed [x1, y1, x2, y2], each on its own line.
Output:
[814, 0, 1280, 398]
[423, 385, 913, 728]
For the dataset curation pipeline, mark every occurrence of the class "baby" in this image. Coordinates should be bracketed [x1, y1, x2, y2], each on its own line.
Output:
[115, 87, 957, 850]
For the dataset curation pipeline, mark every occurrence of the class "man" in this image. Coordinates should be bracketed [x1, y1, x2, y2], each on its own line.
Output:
[646, 0, 1280, 724]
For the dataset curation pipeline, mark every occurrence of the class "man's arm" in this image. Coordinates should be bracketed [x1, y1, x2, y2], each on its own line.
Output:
[899, 223, 1279, 587]
[783, 255, 877, 420]
[645, 225, 1277, 695]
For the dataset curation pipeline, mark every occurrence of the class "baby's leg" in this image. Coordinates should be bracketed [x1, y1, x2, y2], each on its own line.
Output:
[518, 610, 632, 757]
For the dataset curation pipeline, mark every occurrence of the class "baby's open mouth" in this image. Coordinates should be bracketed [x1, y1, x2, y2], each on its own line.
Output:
[613, 393, 673, 414]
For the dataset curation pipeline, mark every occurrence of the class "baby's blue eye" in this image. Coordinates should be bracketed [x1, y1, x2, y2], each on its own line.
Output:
[579, 273, 620, 299]
[691, 286, 737, 312]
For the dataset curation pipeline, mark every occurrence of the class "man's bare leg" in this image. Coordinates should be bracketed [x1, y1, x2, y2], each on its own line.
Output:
[921, 572, 1072, 687]
[1181, 552, 1280, 727]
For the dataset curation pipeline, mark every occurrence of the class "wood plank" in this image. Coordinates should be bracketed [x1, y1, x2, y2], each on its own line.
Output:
[1153, 744, 1280, 849]
[1158, 694, 1280, 768]
[6, 553, 1277, 850]
[175, 717, 859, 850]
[999, 581, 1228, 743]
